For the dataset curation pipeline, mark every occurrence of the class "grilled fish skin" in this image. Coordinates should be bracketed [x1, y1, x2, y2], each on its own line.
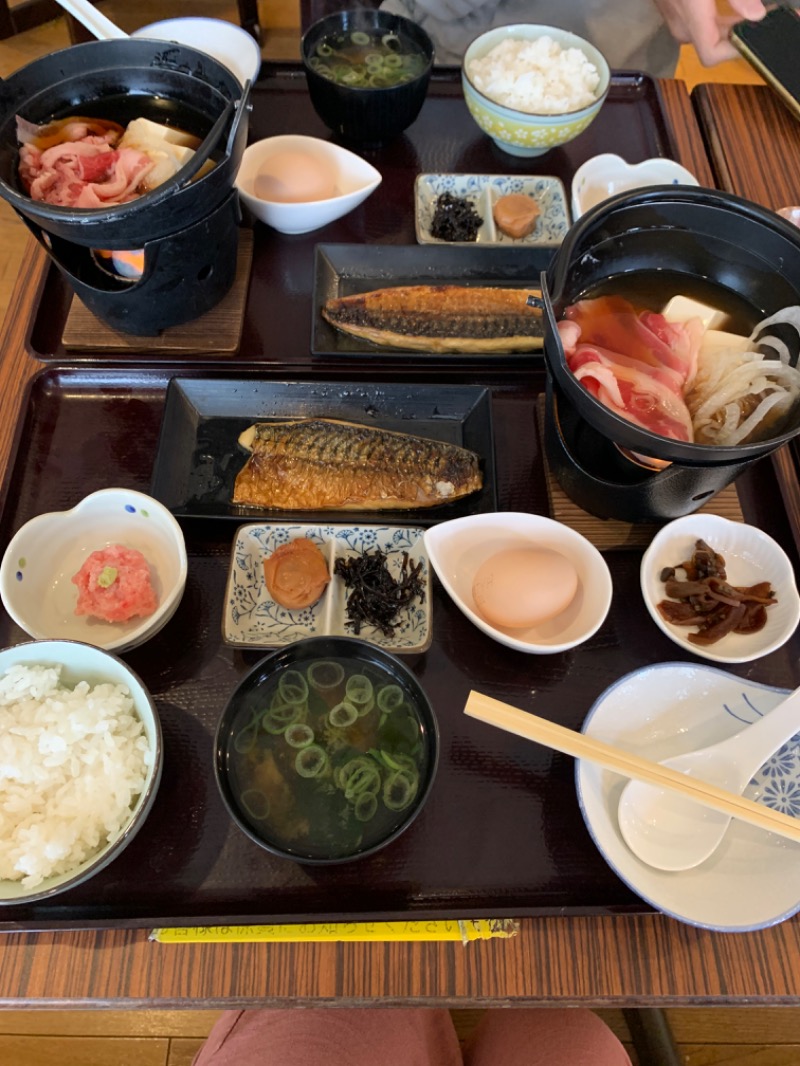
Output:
[322, 284, 543, 353]
[233, 418, 483, 510]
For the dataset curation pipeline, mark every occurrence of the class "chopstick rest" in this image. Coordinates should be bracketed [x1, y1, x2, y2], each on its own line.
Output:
[464, 690, 800, 846]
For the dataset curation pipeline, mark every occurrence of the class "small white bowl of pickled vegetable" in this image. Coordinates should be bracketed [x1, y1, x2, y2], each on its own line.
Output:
[214, 635, 439, 864]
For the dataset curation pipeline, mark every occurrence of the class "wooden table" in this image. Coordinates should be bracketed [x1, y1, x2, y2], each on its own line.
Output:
[2, 77, 800, 1008]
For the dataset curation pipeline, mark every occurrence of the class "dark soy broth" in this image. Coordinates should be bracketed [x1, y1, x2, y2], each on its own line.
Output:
[578, 270, 761, 336]
[227, 656, 430, 860]
[55, 93, 214, 144]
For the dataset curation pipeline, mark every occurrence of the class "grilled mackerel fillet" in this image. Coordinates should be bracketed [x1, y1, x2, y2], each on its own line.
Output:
[233, 418, 483, 510]
[322, 284, 543, 353]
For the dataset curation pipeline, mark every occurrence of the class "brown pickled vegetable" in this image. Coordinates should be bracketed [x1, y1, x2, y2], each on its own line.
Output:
[655, 538, 777, 646]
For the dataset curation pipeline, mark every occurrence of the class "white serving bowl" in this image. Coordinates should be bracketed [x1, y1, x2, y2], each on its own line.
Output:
[132, 17, 261, 87]
[0, 639, 162, 905]
[0, 488, 188, 654]
[235, 134, 382, 235]
[577, 662, 800, 931]
[571, 152, 700, 219]
[462, 24, 610, 158]
[640, 514, 800, 664]
[424, 512, 612, 653]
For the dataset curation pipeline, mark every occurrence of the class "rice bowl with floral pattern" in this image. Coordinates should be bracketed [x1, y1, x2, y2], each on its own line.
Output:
[462, 25, 610, 158]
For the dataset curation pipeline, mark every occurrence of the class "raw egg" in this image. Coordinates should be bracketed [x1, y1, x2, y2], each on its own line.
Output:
[472, 547, 579, 629]
[253, 150, 338, 203]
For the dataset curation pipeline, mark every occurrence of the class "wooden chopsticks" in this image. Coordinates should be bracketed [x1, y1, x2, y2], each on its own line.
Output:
[464, 690, 800, 845]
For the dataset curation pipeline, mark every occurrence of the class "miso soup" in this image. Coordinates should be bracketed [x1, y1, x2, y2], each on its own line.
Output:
[226, 655, 432, 860]
[307, 28, 428, 88]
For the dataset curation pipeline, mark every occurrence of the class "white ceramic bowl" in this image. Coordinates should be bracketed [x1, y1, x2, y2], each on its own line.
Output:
[0, 639, 162, 905]
[571, 152, 700, 219]
[0, 488, 188, 654]
[577, 662, 800, 931]
[235, 134, 382, 235]
[462, 25, 610, 158]
[132, 17, 261, 87]
[424, 512, 612, 653]
[640, 514, 800, 664]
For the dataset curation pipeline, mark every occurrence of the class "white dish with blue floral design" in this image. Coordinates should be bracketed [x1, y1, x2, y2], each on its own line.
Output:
[224, 523, 431, 653]
[415, 173, 569, 246]
[577, 662, 800, 931]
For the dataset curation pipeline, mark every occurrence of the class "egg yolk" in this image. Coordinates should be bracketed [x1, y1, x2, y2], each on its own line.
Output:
[253, 150, 338, 203]
[472, 547, 579, 629]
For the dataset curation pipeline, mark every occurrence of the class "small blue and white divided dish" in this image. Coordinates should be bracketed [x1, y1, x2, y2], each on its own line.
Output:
[415, 172, 570, 246]
[224, 523, 431, 653]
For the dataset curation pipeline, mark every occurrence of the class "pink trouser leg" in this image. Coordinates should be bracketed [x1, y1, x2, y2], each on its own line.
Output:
[192, 1007, 463, 1066]
[463, 1008, 632, 1066]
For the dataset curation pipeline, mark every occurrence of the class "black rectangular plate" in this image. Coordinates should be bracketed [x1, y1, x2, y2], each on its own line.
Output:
[149, 379, 497, 524]
[311, 243, 551, 360]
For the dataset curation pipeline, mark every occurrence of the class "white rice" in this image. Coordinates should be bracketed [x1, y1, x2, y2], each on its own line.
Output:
[0, 663, 152, 889]
[467, 36, 601, 114]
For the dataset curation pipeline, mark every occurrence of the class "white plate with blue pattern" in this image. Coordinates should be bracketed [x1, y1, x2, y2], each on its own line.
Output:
[224, 523, 431, 653]
[577, 662, 800, 931]
[415, 172, 570, 247]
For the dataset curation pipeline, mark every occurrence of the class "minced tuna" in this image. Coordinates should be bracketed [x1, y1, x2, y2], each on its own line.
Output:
[72, 544, 157, 623]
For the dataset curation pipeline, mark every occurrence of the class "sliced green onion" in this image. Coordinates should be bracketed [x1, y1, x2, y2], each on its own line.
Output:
[329, 700, 358, 729]
[344, 764, 381, 801]
[316, 41, 333, 56]
[295, 744, 328, 778]
[233, 712, 260, 754]
[262, 700, 302, 734]
[383, 769, 418, 811]
[279, 670, 309, 706]
[307, 660, 345, 694]
[240, 788, 270, 820]
[351, 30, 370, 45]
[377, 684, 405, 714]
[285, 722, 315, 748]
[354, 792, 378, 822]
[345, 674, 374, 716]
[382, 32, 401, 50]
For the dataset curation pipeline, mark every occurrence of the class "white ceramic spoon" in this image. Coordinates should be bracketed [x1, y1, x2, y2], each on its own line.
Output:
[618, 685, 800, 871]
[53, 0, 127, 40]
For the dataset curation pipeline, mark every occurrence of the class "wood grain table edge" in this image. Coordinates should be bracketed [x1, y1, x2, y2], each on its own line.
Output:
[1, 80, 799, 1007]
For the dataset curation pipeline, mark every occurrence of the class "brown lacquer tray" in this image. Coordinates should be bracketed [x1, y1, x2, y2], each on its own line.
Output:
[26, 67, 679, 368]
[0, 366, 799, 932]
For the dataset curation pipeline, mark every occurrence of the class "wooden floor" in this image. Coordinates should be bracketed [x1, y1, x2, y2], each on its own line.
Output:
[1, 4, 798, 1064]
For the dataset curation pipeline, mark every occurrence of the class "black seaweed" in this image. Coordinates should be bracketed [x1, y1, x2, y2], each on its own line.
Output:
[430, 192, 483, 242]
[334, 549, 426, 637]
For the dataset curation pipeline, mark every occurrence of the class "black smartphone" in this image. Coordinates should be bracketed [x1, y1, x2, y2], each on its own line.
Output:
[731, 5, 800, 120]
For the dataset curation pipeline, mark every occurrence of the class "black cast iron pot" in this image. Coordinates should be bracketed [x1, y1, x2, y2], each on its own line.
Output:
[542, 185, 800, 467]
[540, 186, 800, 520]
[0, 38, 251, 248]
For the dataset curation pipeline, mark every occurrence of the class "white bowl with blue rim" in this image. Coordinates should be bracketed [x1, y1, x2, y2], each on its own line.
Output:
[571, 153, 699, 220]
[0, 488, 187, 654]
[415, 172, 570, 246]
[577, 662, 800, 931]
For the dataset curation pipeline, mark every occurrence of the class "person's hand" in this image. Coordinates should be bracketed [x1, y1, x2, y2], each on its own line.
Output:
[653, 0, 767, 66]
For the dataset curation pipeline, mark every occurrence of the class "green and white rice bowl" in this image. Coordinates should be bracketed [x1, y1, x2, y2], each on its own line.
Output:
[462, 25, 610, 158]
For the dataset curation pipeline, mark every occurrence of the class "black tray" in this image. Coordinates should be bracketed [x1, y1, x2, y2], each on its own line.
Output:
[148, 378, 497, 523]
[311, 244, 550, 360]
[1, 367, 799, 931]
